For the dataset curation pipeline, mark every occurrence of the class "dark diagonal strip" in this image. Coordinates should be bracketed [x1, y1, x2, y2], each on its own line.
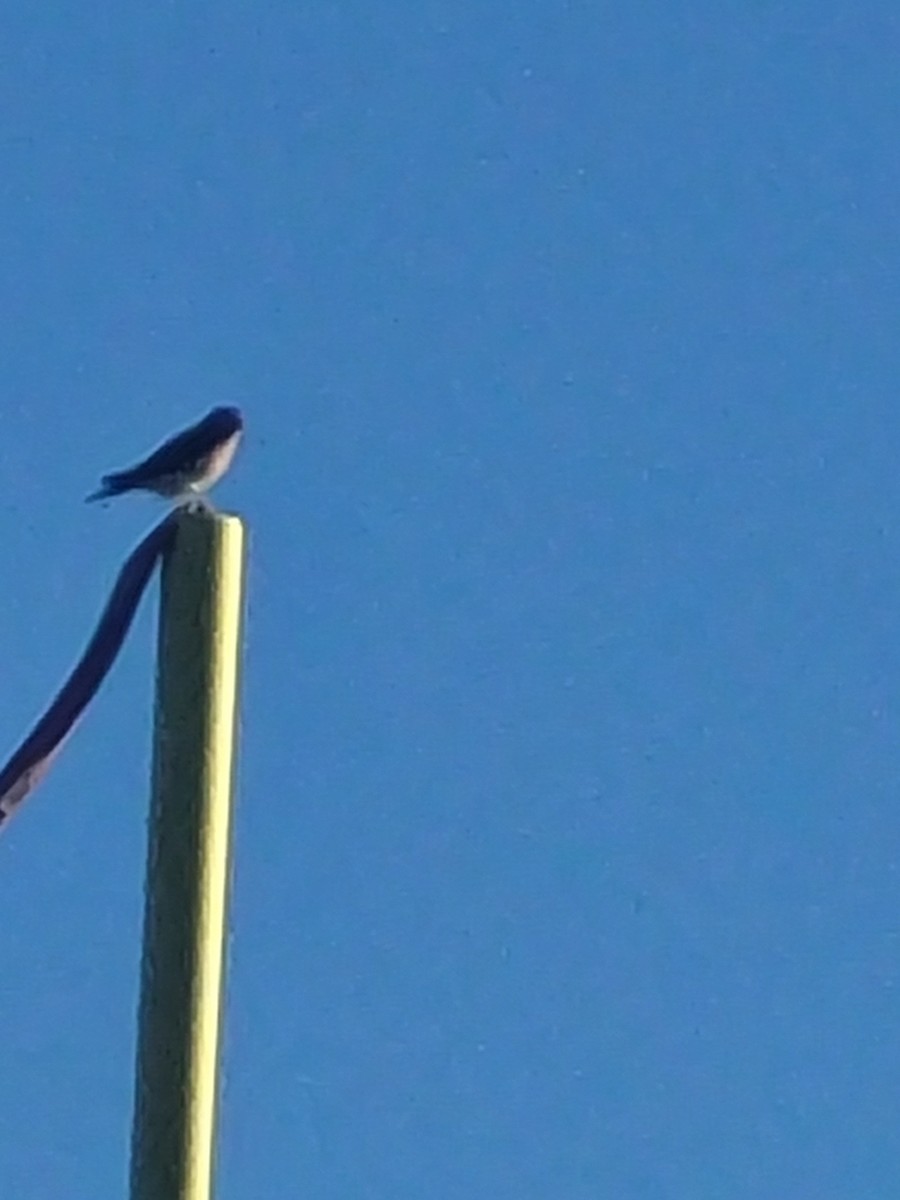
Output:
[0, 512, 179, 830]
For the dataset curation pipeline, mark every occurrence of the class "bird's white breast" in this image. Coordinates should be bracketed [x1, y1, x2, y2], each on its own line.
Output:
[190, 428, 243, 492]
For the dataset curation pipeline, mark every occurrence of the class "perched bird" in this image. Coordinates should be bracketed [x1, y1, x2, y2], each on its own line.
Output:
[86, 406, 243, 505]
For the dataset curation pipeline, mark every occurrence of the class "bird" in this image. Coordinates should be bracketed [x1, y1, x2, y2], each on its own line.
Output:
[86, 406, 244, 506]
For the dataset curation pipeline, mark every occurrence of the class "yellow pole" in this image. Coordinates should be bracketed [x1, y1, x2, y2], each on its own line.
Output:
[130, 509, 246, 1200]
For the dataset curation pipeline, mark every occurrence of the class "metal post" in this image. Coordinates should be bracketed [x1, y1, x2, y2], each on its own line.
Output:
[130, 509, 246, 1200]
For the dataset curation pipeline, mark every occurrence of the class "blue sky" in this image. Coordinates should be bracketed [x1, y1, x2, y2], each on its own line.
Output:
[2, 3, 900, 1197]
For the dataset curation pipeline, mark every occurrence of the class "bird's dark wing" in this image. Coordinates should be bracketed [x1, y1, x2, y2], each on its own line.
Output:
[111, 412, 221, 482]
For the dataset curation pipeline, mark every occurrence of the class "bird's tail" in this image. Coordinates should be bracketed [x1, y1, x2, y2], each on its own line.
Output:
[85, 472, 132, 502]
